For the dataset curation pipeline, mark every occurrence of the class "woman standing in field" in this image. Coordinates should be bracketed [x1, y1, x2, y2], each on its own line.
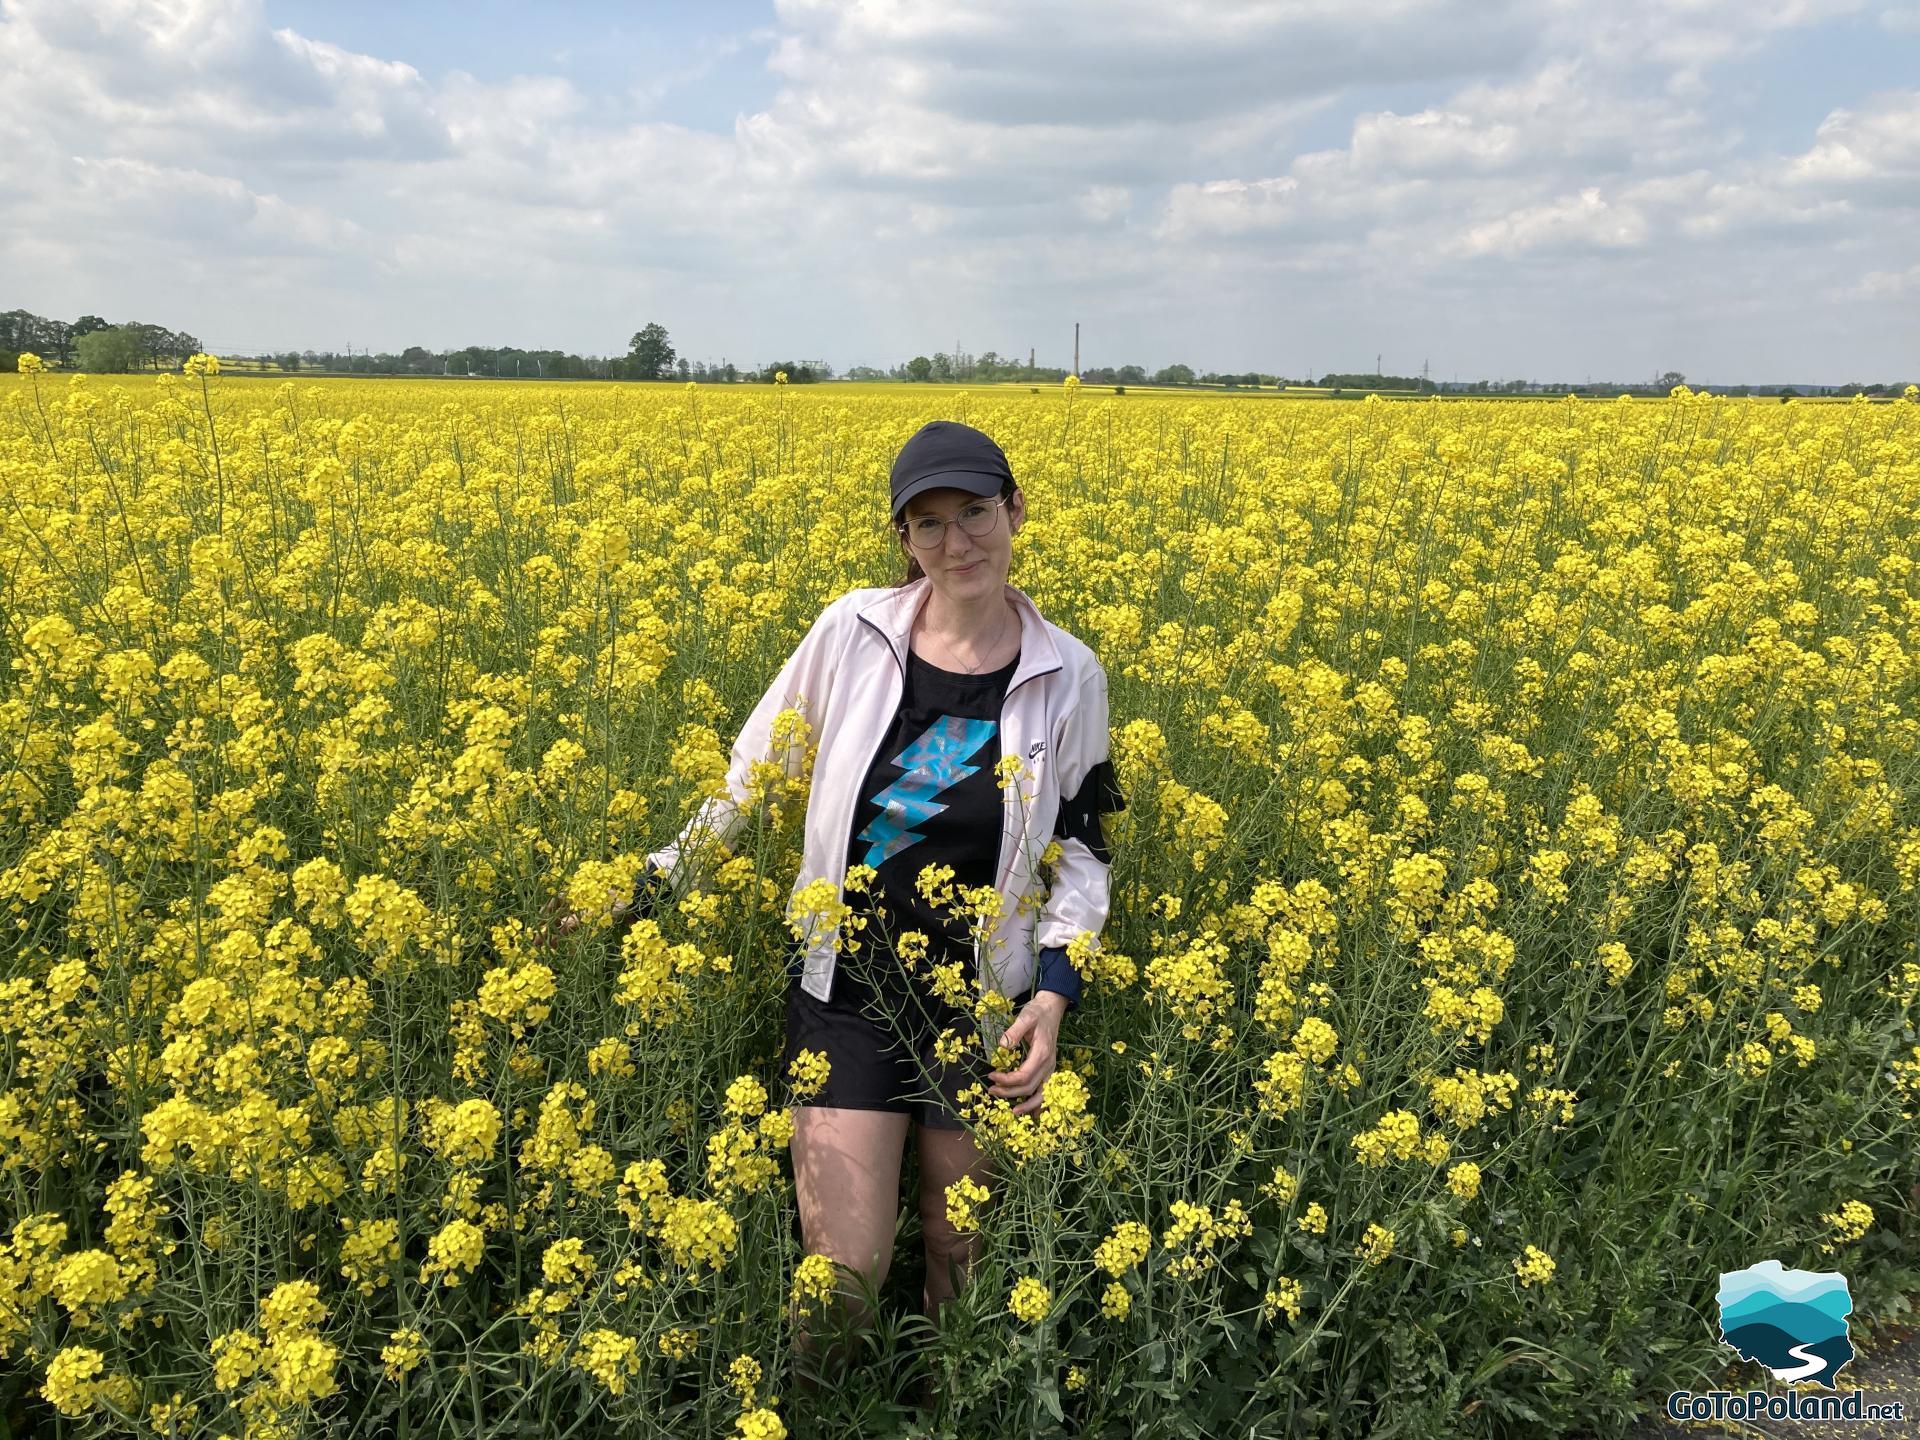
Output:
[554, 419, 1126, 1378]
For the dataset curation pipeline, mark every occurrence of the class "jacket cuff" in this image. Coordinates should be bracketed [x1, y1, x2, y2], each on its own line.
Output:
[1034, 944, 1080, 1011]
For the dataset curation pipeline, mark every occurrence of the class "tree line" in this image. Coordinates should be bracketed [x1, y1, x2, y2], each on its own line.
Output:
[9, 307, 1910, 396]
[1, 310, 203, 373]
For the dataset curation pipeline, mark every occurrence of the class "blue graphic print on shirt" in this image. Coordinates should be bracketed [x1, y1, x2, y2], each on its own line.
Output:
[857, 715, 997, 869]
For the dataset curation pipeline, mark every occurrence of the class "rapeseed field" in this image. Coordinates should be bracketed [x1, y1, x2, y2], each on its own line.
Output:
[3, 359, 1918, 1436]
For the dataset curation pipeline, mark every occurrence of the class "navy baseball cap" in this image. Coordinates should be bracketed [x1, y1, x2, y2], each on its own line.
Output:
[889, 421, 1015, 523]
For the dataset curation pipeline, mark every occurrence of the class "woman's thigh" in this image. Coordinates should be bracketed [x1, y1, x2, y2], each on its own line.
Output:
[791, 1104, 912, 1295]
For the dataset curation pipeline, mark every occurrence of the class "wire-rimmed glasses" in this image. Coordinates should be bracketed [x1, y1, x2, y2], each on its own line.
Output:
[895, 494, 1009, 550]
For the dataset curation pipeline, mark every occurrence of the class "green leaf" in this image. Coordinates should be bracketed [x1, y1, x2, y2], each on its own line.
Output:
[1037, 1378, 1065, 1423]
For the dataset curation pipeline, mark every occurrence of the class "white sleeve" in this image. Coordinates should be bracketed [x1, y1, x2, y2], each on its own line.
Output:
[646, 596, 848, 891]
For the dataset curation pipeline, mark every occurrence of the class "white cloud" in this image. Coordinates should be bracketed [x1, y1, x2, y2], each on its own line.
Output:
[1454, 187, 1648, 257]
[0, 0, 1913, 378]
[1836, 261, 1920, 300]
[1782, 90, 1920, 195]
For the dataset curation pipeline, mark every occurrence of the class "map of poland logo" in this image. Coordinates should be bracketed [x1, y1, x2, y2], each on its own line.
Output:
[1717, 1259, 1855, 1389]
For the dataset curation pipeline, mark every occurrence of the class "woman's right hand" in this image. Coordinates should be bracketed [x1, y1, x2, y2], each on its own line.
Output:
[537, 862, 668, 948]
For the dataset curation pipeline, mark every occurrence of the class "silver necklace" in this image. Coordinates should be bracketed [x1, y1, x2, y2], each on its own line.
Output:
[927, 601, 1013, 675]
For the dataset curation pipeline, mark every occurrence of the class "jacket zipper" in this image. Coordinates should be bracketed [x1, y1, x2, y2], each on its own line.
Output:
[993, 665, 1062, 890]
[832, 614, 908, 1002]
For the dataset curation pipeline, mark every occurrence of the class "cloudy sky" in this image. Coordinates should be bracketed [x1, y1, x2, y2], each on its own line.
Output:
[2, 0, 1916, 383]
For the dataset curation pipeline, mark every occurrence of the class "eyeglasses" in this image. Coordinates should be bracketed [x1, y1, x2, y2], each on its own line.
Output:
[896, 494, 1009, 550]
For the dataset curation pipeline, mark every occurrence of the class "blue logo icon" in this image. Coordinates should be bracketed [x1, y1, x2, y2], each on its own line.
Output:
[858, 715, 996, 868]
[1718, 1260, 1855, 1388]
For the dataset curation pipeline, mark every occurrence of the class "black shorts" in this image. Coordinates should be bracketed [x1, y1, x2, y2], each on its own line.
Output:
[780, 944, 1033, 1131]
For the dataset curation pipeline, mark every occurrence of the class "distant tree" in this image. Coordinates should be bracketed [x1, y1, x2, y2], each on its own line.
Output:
[930, 353, 954, 382]
[628, 323, 675, 380]
[1659, 370, 1686, 388]
[38, 320, 74, 366]
[125, 322, 170, 369]
[906, 355, 933, 382]
[1117, 364, 1147, 384]
[0, 310, 34, 354]
[76, 326, 140, 373]
[721, 360, 738, 383]
[400, 346, 434, 374]
[1153, 363, 1195, 385]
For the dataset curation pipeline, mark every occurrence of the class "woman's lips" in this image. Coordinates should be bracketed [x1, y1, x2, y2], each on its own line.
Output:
[952, 561, 983, 573]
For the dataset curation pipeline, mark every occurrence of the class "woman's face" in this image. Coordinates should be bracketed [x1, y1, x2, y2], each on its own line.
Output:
[899, 484, 1025, 599]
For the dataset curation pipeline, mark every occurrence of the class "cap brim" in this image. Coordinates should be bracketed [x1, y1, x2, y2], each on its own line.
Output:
[891, 471, 1005, 522]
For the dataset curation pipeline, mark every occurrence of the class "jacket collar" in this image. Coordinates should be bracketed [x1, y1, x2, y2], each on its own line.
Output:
[857, 575, 1063, 692]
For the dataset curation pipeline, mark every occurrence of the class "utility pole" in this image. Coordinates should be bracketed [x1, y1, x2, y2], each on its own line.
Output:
[1376, 352, 1382, 377]
[1028, 346, 1035, 371]
[1073, 322, 1080, 377]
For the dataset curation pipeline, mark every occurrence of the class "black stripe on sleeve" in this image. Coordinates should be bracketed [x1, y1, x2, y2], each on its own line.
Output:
[1053, 756, 1127, 865]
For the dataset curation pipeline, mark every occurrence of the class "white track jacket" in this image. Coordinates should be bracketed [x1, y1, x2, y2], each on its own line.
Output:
[647, 576, 1124, 1006]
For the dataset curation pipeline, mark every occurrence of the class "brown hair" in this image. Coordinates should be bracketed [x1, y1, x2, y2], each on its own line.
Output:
[892, 479, 1018, 587]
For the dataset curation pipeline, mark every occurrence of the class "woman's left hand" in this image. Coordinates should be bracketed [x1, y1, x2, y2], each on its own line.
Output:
[987, 991, 1070, 1118]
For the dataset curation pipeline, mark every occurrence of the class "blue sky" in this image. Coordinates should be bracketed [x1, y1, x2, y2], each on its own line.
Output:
[3, 0, 1916, 383]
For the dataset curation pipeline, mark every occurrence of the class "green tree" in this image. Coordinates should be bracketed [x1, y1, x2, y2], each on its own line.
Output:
[627, 323, 675, 380]
[1153, 363, 1194, 385]
[76, 326, 139, 373]
[906, 355, 932, 382]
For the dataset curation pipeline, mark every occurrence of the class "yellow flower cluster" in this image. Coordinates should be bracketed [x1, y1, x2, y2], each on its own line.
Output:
[1161, 1198, 1253, 1281]
[1426, 1068, 1519, 1130]
[206, 1279, 340, 1429]
[789, 1253, 840, 1319]
[1359, 1224, 1396, 1265]
[1820, 1199, 1874, 1251]
[1008, 1275, 1053, 1326]
[1513, 1244, 1557, 1288]
[1262, 1278, 1304, 1325]
[945, 1176, 990, 1233]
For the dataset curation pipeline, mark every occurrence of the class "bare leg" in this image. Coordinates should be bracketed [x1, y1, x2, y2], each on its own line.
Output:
[917, 1122, 995, 1320]
[789, 1105, 911, 1378]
